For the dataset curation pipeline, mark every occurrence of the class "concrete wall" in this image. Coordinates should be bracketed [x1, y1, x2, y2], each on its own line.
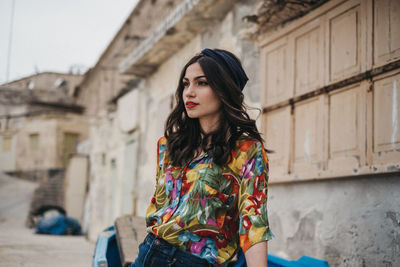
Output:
[85, 112, 128, 240]
[16, 118, 58, 170]
[268, 175, 400, 266]
[15, 113, 88, 171]
[0, 132, 17, 172]
[64, 155, 89, 223]
[55, 114, 89, 167]
[86, 116, 111, 240]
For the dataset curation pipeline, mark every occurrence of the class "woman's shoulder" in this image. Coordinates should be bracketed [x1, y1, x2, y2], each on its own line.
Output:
[157, 136, 168, 156]
[234, 137, 264, 153]
[233, 137, 268, 163]
[157, 136, 167, 146]
[227, 138, 267, 175]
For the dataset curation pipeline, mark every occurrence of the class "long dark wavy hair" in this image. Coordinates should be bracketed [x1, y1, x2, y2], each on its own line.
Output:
[164, 49, 264, 166]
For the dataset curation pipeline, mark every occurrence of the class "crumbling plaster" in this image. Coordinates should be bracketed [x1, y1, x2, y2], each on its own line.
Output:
[268, 175, 400, 266]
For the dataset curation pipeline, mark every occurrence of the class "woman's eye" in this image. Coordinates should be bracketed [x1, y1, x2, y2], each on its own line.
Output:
[182, 81, 189, 87]
[198, 80, 208, 86]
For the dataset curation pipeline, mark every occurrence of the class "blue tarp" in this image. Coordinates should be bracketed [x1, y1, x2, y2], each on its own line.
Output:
[233, 249, 330, 267]
[35, 214, 82, 235]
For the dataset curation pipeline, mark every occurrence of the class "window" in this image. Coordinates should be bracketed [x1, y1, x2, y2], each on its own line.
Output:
[54, 78, 67, 88]
[28, 80, 35, 90]
[102, 153, 106, 166]
[2, 136, 12, 152]
[62, 132, 80, 167]
[29, 133, 39, 150]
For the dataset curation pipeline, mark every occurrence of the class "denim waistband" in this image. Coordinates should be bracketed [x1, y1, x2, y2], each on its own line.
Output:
[144, 232, 212, 266]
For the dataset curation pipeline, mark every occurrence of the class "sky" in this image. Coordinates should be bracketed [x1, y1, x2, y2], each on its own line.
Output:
[0, 0, 139, 85]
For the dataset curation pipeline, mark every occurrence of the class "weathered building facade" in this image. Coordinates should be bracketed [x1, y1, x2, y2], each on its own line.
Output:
[0, 72, 87, 179]
[78, 0, 400, 265]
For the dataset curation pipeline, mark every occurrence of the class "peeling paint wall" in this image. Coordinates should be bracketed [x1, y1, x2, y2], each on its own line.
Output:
[268, 175, 400, 266]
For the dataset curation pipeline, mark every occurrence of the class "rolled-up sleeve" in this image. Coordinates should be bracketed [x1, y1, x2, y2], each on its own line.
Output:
[237, 140, 273, 253]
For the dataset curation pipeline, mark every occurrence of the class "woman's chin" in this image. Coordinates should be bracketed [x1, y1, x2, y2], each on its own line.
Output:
[186, 112, 199, 119]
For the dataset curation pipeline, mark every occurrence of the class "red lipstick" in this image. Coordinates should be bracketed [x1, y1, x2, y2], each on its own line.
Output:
[186, 101, 198, 108]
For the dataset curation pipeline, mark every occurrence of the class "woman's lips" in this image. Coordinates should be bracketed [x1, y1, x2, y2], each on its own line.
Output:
[186, 101, 198, 108]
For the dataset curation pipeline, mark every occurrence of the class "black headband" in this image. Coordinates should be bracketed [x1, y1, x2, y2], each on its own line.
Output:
[200, 48, 249, 91]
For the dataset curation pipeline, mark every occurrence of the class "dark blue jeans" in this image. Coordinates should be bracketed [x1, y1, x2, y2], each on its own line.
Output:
[130, 233, 214, 267]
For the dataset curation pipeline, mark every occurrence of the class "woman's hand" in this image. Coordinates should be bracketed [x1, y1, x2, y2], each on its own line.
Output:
[244, 241, 268, 267]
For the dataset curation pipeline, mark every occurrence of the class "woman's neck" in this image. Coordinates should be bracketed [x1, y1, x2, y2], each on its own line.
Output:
[199, 113, 221, 134]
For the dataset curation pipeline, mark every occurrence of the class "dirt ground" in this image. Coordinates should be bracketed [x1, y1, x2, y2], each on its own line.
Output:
[0, 172, 95, 267]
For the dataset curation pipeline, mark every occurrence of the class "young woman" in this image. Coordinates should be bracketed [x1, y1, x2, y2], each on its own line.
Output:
[131, 49, 273, 267]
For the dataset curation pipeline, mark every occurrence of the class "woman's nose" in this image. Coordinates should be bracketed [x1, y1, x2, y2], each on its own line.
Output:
[184, 84, 195, 97]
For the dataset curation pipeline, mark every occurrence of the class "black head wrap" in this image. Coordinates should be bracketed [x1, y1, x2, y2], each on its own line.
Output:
[200, 48, 249, 91]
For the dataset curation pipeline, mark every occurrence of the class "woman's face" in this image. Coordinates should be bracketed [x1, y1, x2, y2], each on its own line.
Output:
[182, 62, 222, 125]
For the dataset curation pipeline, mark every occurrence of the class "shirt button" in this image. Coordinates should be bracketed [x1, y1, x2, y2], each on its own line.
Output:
[154, 239, 160, 245]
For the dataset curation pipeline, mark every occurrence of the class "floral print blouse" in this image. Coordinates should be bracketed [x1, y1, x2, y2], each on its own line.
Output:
[145, 136, 273, 265]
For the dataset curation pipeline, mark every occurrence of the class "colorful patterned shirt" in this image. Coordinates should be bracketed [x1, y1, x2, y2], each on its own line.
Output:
[145, 136, 273, 265]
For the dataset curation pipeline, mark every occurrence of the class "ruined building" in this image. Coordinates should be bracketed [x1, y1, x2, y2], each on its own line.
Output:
[0, 72, 89, 227]
[0, 72, 88, 178]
